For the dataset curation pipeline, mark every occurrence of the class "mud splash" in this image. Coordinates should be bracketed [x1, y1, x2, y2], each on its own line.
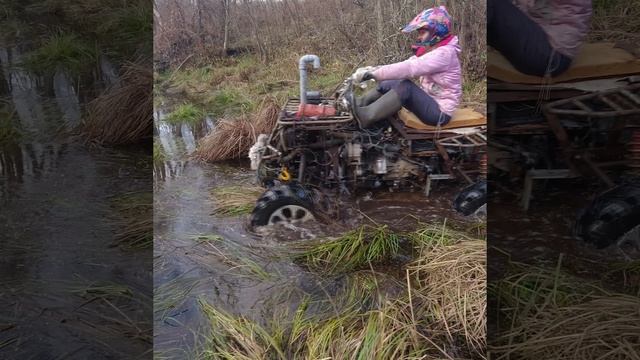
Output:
[152, 103, 480, 357]
[0, 47, 152, 358]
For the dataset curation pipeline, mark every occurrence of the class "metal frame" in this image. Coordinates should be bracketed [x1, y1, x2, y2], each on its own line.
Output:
[489, 79, 640, 209]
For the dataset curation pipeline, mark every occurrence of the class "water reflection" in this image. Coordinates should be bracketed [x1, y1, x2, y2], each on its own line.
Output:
[154, 160, 189, 181]
[0, 47, 46, 133]
[0, 43, 152, 357]
[153, 106, 214, 181]
[0, 142, 67, 183]
[53, 68, 81, 127]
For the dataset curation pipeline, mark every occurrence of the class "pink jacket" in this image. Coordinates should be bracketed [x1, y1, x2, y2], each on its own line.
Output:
[513, 0, 592, 58]
[372, 36, 462, 116]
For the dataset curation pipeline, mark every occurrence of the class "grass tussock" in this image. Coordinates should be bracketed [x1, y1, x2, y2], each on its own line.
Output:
[165, 103, 205, 125]
[492, 294, 640, 360]
[294, 225, 400, 275]
[489, 257, 640, 359]
[82, 59, 153, 145]
[194, 221, 486, 359]
[197, 292, 444, 360]
[21, 32, 97, 76]
[210, 185, 265, 216]
[153, 140, 165, 162]
[206, 88, 254, 117]
[196, 97, 279, 162]
[408, 240, 487, 355]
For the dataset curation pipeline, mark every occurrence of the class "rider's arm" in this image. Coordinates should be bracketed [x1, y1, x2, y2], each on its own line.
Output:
[372, 48, 452, 81]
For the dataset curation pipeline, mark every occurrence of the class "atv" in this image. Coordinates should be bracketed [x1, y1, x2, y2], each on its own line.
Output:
[248, 55, 487, 228]
[487, 43, 640, 257]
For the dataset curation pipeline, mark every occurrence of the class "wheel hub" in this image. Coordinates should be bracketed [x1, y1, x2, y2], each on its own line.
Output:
[268, 205, 315, 225]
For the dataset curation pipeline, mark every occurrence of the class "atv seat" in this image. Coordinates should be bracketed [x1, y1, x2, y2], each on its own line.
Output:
[488, 42, 640, 85]
[398, 107, 486, 131]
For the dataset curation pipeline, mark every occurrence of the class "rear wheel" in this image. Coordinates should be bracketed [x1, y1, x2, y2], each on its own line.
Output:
[250, 184, 316, 227]
[453, 180, 487, 216]
[574, 184, 640, 249]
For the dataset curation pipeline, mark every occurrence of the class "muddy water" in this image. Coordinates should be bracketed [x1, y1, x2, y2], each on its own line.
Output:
[488, 178, 635, 286]
[0, 47, 152, 358]
[152, 103, 478, 357]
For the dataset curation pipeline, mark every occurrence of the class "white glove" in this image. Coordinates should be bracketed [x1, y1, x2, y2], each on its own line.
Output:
[352, 66, 376, 84]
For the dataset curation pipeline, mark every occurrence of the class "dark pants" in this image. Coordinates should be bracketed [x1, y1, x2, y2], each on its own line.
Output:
[377, 79, 451, 126]
[488, 0, 572, 77]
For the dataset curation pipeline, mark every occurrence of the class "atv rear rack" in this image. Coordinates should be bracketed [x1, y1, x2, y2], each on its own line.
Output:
[437, 131, 487, 148]
[545, 83, 640, 119]
[277, 98, 352, 126]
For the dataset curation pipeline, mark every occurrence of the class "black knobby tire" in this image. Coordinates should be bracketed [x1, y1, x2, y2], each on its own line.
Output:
[574, 184, 640, 249]
[250, 184, 316, 227]
[453, 180, 487, 216]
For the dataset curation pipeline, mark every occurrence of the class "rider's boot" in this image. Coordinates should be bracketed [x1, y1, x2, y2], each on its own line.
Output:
[353, 90, 403, 128]
[357, 89, 383, 107]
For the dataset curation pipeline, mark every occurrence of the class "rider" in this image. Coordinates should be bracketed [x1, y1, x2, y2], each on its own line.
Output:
[488, 0, 592, 77]
[350, 6, 462, 128]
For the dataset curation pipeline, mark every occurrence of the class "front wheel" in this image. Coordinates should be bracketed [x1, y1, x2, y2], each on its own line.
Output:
[453, 180, 487, 216]
[574, 184, 640, 250]
[250, 184, 316, 227]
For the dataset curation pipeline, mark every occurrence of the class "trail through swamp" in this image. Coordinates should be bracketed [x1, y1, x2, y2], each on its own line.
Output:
[152, 96, 479, 357]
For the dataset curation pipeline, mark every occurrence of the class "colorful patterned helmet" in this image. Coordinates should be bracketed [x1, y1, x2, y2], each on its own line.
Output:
[401, 6, 452, 47]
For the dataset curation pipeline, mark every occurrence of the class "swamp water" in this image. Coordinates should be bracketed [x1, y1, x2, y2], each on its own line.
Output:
[0, 46, 152, 358]
[152, 99, 475, 357]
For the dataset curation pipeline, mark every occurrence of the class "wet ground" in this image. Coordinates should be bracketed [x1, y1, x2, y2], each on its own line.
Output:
[0, 47, 152, 358]
[152, 103, 478, 357]
[488, 176, 638, 287]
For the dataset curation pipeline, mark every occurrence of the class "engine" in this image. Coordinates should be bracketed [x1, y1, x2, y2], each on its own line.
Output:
[342, 137, 427, 190]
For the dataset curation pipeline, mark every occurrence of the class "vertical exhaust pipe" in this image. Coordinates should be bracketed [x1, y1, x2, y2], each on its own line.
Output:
[299, 54, 320, 104]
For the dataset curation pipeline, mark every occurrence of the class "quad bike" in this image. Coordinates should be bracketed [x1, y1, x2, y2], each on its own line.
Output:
[487, 43, 640, 258]
[248, 55, 487, 227]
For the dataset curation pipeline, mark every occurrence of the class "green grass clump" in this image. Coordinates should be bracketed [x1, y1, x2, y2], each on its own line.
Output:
[153, 141, 165, 162]
[165, 103, 205, 125]
[198, 298, 286, 359]
[96, 1, 153, 58]
[307, 61, 351, 94]
[211, 186, 265, 217]
[206, 89, 254, 117]
[21, 32, 97, 76]
[197, 294, 435, 360]
[295, 225, 400, 275]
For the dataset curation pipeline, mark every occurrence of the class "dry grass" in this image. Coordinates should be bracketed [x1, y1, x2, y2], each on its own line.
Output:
[489, 257, 640, 360]
[196, 222, 487, 359]
[491, 294, 640, 359]
[196, 97, 279, 162]
[211, 185, 265, 216]
[589, 0, 640, 44]
[82, 58, 153, 145]
[408, 240, 487, 357]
